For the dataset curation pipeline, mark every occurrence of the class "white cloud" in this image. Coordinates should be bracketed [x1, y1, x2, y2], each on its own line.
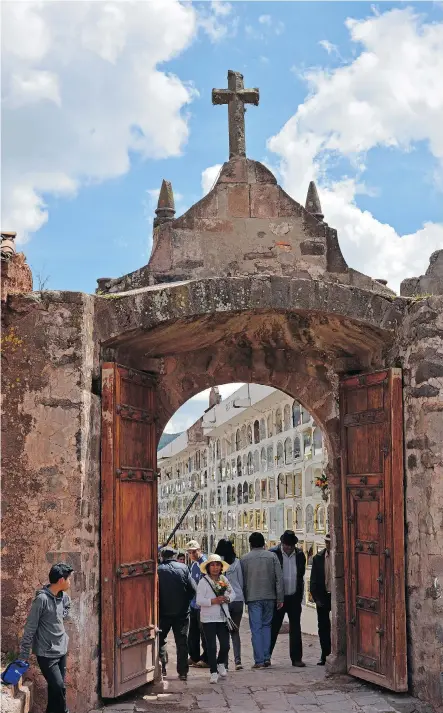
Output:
[211, 1, 233, 18]
[1, 1, 230, 243]
[9, 70, 61, 108]
[268, 8, 443, 293]
[198, 1, 236, 42]
[319, 39, 339, 56]
[201, 164, 223, 195]
[247, 14, 284, 40]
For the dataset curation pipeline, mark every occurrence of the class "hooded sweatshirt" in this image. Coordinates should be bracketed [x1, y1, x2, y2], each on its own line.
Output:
[225, 558, 244, 603]
[19, 586, 71, 660]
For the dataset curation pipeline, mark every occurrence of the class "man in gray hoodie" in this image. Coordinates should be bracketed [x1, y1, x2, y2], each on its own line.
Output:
[20, 563, 73, 713]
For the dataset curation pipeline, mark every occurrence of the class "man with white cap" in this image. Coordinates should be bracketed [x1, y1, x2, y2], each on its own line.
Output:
[186, 539, 209, 667]
[310, 533, 332, 665]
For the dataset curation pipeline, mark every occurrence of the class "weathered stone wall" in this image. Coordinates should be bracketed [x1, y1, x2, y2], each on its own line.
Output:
[391, 295, 443, 710]
[2, 272, 442, 713]
[1, 292, 100, 713]
[97, 158, 394, 298]
[1, 253, 33, 302]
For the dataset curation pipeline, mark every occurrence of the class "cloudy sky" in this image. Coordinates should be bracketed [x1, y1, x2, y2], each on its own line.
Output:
[2, 0, 442, 430]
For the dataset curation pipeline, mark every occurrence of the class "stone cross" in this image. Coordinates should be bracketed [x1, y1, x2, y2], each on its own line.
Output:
[212, 70, 259, 159]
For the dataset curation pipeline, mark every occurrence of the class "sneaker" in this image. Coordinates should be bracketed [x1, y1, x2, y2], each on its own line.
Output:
[251, 663, 264, 669]
[235, 663, 243, 671]
[217, 663, 227, 678]
[195, 660, 209, 668]
[264, 660, 271, 667]
[292, 660, 306, 667]
[178, 674, 187, 681]
[210, 672, 219, 684]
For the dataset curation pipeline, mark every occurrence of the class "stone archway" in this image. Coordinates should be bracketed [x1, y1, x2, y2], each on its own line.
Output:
[96, 272, 406, 693]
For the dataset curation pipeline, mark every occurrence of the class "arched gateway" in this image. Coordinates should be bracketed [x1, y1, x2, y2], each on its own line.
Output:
[2, 71, 442, 713]
[95, 70, 408, 698]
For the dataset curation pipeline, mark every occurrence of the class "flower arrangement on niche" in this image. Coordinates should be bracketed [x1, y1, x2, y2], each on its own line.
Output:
[315, 471, 329, 502]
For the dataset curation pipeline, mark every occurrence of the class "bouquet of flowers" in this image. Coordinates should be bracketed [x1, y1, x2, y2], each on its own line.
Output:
[212, 577, 229, 597]
[315, 471, 329, 501]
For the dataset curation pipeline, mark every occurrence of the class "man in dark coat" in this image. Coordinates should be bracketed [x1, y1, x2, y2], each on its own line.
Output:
[309, 533, 331, 665]
[269, 530, 306, 666]
[158, 546, 196, 681]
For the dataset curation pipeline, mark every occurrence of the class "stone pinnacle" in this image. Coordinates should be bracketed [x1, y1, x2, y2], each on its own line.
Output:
[154, 180, 175, 227]
[305, 181, 324, 221]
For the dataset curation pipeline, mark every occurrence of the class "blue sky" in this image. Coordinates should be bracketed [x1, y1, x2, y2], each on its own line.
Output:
[3, 1, 442, 297]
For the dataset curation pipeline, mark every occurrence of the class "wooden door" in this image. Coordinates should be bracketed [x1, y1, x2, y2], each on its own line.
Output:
[340, 369, 407, 692]
[101, 363, 158, 698]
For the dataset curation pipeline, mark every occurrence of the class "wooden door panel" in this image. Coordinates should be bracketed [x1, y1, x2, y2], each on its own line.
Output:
[341, 369, 407, 692]
[346, 424, 384, 474]
[101, 363, 158, 698]
[120, 579, 153, 632]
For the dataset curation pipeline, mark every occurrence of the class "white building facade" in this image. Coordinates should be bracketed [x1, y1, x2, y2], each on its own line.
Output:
[158, 384, 330, 632]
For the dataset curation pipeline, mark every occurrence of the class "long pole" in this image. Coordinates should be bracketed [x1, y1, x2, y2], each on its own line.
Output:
[162, 492, 199, 548]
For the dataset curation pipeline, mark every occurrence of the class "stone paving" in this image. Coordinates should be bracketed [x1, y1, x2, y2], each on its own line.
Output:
[95, 623, 431, 713]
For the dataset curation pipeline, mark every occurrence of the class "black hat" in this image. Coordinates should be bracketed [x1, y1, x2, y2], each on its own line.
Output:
[160, 546, 177, 558]
[281, 530, 298, 545]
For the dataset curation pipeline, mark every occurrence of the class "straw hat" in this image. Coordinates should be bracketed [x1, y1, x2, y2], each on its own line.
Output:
[324, 533, 331, 543]
[200, 553, 229, 575]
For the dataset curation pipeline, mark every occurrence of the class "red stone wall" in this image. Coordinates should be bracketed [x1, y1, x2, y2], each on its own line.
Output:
[1, 253, 33, 302]
[1, 292, 100, 713]
[391, 296, 443, 710]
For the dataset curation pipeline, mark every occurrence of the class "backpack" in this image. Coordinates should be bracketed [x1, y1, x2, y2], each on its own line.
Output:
[1, 659, 30, 686]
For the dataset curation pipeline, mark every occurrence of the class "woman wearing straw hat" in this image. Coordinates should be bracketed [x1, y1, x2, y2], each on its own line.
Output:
[196, 554, 236, 684]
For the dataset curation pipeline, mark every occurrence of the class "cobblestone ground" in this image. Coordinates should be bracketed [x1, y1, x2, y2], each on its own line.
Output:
[96, 623, 431, 713]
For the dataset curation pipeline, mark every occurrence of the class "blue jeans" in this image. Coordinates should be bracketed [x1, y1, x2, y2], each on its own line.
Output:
[248, 600, 275, 664]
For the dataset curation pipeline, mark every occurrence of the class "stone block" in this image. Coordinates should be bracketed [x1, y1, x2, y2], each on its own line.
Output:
[409, 385, 439, 397]
[300, 240, 326, 256]
[254, 161, 277, 184]
[227, 185, 250, 218]
[278, 189, 303, 217]
[1, 252, 33, 302]
[198, 219, 234, 233]
[218, 158, 248, 183]
[250, 185, 279, 218]
[415, 360, 443, 384]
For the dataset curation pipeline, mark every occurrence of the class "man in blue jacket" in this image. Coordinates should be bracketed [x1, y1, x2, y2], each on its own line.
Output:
[20, 563, 74, 713]
[269, 530, 306, 666]
[158, 547, 196, 681]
